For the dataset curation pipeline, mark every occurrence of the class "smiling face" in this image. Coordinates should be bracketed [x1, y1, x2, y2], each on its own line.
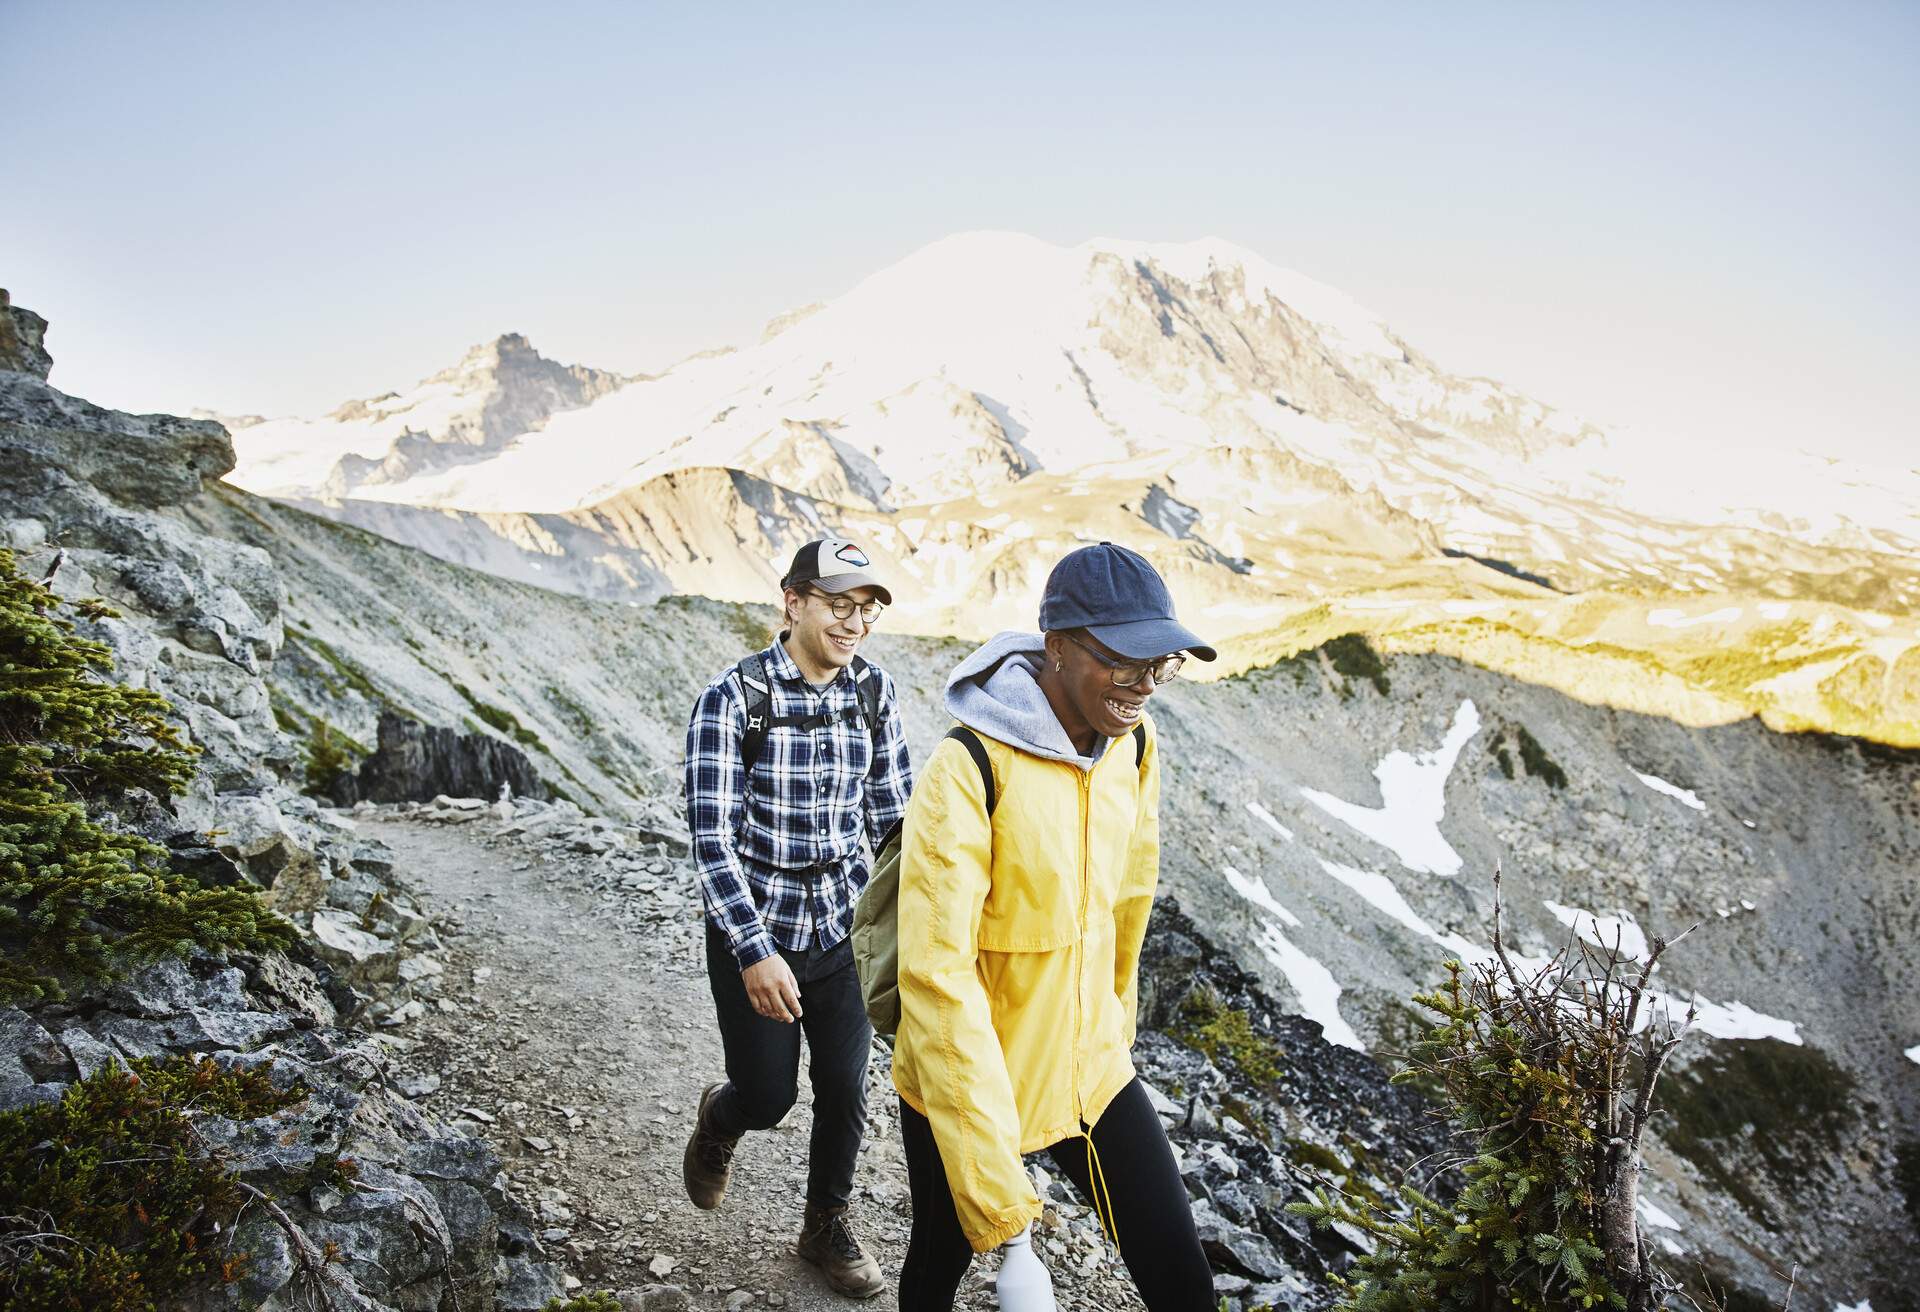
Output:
[1040, 628, 1169, 752]
[782, 584, 877, 681]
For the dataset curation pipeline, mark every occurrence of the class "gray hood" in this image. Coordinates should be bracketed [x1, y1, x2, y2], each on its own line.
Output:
[945, 630, 1107, 770]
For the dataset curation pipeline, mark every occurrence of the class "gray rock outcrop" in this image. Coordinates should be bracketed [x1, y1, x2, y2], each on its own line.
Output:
[0, 296, 579, 1309]
[331, 709, 552, 806]
[0, 288, 52, 378]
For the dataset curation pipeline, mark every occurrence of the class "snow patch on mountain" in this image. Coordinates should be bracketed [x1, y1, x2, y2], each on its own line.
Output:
[1251, 921, 1364, 1051]
[1315, 858, 1483, 961]
[1223, 865, 1301, 927]
[1299, 699, 1481, 876]
[1633, 770, 1708, 812]
[1544, 900, 1651, 960]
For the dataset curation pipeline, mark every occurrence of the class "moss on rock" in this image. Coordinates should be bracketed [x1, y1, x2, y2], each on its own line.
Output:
[1171, 984, 1287, 1087]
[0, 1055, 308, 1308]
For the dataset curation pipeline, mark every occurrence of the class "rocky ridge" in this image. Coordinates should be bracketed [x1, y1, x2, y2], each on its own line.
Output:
[0, 297, 596, 1309]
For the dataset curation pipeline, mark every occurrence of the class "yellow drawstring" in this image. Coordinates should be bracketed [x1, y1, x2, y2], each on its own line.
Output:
[1082, 1128, 1120, 1249]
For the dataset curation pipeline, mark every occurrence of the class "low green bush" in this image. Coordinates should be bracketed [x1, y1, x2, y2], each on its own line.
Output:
[0, 549, 294, 1001]
[0, 1055, 310, 1309]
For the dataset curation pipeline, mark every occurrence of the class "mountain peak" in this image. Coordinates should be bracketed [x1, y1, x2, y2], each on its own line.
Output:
[449, 333, 541, 372]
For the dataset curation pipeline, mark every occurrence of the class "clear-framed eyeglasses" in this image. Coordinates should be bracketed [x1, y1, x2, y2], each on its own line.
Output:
[807, 589, 885, 625]
[1063, 633, 1185, 687]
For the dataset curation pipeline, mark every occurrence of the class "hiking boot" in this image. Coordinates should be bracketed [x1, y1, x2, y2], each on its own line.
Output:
[682, 1082, 740, 1210]
[797, 1201, 885, 1299]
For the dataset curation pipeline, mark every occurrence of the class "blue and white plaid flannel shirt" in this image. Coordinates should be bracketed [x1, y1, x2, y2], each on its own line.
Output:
[684, 638, 914, 970]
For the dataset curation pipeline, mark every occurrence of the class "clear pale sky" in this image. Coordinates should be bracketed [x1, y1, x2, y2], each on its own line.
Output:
[8, 1, 1916, 466]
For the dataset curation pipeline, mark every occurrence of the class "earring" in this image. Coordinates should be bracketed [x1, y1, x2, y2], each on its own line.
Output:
[1054, 660, 1063, 671]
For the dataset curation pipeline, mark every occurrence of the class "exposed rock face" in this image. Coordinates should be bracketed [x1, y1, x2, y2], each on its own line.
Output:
[1, 370, 235, 511]
[1134, 899, 1449, 1306]
[0, 289, 53, 378]
[0, 302, 577, 1309]
[334, 709, 552, 806]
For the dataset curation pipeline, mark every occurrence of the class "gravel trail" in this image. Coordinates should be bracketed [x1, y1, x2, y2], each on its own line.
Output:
[356, 807, 1142, 1312]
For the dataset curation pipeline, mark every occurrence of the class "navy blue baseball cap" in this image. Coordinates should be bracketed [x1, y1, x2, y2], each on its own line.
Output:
[1039, 542, 1216, 661]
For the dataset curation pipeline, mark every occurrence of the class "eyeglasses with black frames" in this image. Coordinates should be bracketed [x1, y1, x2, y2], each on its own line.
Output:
[806, 588, 885, 626]
[1063, 633, 1185, 687]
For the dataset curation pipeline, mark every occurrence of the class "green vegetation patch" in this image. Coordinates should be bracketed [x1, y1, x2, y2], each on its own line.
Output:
[285, 623, 380, 701]
[729, 601, 776, 651]
[1171, 985, 1287, 1087]
[1238, 630, 1391, 698]
[1894, 1139, 1920, 1229]
[1484, 724, 1567, 789]
[0, 549, 295, 1002]
[452, 682, 545, 752]
[269, 687, 309, 737]
[1658, 1038, 1857, 1225]
[1323, 633, 1391, 695]
[1289, 1135, 1385, 1208]
[303, 720, 367, 799]
[541, 683, 598, 738]
[1514, 725, 1568, 789]
[543, 1295, 623, 1312]
[0, 1056, 310, 1309]
[1217, 1092, 1272, 1145]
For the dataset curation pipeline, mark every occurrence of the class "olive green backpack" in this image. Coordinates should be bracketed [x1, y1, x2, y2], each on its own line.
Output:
[853, 722, 1144, 1037]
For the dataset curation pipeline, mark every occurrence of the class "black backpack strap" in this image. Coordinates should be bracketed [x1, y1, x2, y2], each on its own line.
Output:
[735, 653, 774, 773]
[853, 655, 882, 733]
[945, 725, 997, 817]
[1132, 721, 1147, 768]
[740, 653, 887, 776]
[858, 656, 897, 850]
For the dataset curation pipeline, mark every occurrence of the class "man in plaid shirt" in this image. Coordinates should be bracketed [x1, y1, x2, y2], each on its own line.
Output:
[682, 537, 912, 1300]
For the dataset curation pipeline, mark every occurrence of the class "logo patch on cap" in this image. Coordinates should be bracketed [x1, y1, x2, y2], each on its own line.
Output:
[833, 542, 870, 568]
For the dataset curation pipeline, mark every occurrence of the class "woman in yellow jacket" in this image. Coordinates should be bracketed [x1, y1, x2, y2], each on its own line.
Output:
[893, 543, 1216, 1310]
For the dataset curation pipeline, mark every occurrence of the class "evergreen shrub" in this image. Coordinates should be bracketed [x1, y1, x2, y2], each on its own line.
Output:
[0, 548, 294, 1001]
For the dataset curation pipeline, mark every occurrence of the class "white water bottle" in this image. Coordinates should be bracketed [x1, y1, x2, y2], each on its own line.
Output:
[996, 1224, 1056, 1312]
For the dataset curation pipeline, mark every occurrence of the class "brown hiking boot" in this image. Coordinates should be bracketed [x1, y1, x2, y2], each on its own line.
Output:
[797, 1201, 885, 1299]
[682, 1082, 740, 1210]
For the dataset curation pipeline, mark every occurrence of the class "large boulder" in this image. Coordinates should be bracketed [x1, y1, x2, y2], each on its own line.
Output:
[335, 709, 550, 805]
[0, 371, 233, 509]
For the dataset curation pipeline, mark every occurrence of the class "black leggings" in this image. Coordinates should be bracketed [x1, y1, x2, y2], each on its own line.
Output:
[897, 1078, 1213, 1310]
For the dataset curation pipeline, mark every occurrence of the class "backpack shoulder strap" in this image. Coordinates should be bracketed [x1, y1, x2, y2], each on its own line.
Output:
[735, 653, 774, 774]
[944, 725, 997, 817]
[1132, 721, 1147, 768]
[853, 655, 882, 734]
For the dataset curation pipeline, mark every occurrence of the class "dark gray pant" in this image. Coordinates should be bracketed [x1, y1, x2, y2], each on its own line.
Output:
[704, 924, 873, 1209]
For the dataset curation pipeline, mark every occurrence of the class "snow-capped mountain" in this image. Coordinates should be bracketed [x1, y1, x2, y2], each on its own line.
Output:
[218, 232, 1920, 743]
[230, 333, 630, 499]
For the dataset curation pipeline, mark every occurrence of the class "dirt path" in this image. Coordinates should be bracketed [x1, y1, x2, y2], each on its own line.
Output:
[355, 808, 1141, 1312]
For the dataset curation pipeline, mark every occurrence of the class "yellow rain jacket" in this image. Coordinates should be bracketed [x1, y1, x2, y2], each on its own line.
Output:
[892, 684, 1160, 1252]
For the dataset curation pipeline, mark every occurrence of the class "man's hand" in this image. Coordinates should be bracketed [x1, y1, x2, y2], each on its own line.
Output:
[742, 954, 803, 1023]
